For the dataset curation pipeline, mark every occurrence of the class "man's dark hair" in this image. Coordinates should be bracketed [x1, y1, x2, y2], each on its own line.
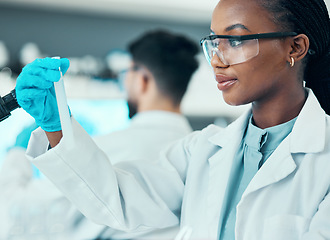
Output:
[128, 29, 199, 105]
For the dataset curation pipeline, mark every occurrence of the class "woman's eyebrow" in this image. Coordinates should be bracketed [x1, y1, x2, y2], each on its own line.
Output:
[210, 24, 250, 35]
[225, 24, 250, 32]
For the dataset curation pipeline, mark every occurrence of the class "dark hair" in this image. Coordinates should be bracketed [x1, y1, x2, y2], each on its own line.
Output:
[128, 29, 199, 105]
[257, 0, 330, 114]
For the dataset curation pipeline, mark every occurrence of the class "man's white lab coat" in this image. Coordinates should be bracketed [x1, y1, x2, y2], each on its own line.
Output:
[0, 111, 192, 239]
[27, 89, 330, 240]
[93, 111, 193, 165]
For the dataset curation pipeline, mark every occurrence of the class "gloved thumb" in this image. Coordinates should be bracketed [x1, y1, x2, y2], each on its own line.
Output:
[59, 58, 70, 74]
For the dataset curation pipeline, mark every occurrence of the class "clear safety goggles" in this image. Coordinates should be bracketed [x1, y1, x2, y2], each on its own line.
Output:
[200, 32, 297, 66]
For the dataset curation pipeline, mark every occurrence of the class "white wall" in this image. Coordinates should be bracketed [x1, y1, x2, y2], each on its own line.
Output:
[0, 0, 219, 24]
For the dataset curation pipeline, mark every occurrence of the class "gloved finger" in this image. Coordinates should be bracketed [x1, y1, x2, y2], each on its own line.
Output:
[16, 74, 54, 90]
[59, 58, 70, 74]
[22, 58, 65, 73]
[23, 58, 69, 80]
[35, 57, 70, 75]
[34, 89, 58, 118]
[39, 90, 62, 132]
[16, 87, 48, 107]
[21, 58, 59, 74]
[18, 87, 57, 108]
[30, 67, 62, 83]
[17, 87, 61, 131]
[22, 62, 61, 82]
[31, 58, 64, 71]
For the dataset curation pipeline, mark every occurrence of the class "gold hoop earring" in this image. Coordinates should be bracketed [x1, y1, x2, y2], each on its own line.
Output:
[290, 57, 295, 67]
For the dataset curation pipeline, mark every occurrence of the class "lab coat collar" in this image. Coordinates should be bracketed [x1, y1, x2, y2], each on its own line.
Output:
[130, 110, 193, 132]
[208, 108, 252, 148]
[240, 89, 326, 198]
[205, 88, 327, 233]
[241, 136, 296, 197]
[290, 88, 326, 153]
[208, 88, 326, 154]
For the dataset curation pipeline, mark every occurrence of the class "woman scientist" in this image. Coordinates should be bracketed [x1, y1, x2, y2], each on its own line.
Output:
[15, 0, 330, 239]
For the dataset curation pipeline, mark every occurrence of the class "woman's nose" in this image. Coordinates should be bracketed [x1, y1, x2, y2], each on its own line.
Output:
[210, 51, 230, 69]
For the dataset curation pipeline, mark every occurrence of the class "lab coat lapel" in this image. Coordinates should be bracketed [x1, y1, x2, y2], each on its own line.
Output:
[241, 89, 326, 198]
[241, 138, 296, 197]
[289, 89, 326, 154]
[206, 109, 251, 237]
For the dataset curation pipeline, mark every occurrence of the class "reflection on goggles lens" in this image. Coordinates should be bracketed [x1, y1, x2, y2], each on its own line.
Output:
[202, 38, 259, 65]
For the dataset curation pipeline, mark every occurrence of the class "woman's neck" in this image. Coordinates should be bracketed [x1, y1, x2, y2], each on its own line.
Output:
[251, 88, 307, 129]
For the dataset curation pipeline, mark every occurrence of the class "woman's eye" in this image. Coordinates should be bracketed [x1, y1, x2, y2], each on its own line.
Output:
[229, 39, 243, 47]
[213, 39, 220, 45]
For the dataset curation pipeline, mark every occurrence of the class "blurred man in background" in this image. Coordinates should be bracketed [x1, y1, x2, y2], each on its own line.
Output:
[94, 29, 199, 164]
[0, 29, 199, 239]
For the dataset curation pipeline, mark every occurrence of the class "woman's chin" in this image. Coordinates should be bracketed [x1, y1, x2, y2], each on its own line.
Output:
[222, 96, 246, 106]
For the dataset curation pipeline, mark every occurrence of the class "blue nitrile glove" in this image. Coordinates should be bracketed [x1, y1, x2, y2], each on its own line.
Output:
[16, 57, 70, 132]
[10, 122, 41, 178]
[14, 122, 39, 148]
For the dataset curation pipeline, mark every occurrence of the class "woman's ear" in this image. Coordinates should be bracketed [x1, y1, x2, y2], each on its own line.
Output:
[287, 34, 309, 64]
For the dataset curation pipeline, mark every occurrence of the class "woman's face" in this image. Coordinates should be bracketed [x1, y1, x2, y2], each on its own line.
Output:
[210, 0, 292, 106]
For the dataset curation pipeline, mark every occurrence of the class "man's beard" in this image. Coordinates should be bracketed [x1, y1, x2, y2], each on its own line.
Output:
[127, 100, 138, 119]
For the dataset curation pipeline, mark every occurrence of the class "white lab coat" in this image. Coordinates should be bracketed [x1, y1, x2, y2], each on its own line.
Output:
[0, 111, 192, 240]
[93, 111, 193, 165]
[27, 89, 330, 240]
[0, 148, 84, 239]
[92, 111, 193, 239]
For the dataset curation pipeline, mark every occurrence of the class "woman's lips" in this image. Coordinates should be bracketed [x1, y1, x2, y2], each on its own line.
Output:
[215, 74, 238, 91]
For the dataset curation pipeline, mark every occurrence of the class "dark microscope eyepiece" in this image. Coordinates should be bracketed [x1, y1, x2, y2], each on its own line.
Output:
[0, 89, 20, 122]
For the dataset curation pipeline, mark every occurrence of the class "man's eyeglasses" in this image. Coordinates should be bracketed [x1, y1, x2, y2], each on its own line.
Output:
[200, 32, 297, 66]
[117, 65, 143, 91]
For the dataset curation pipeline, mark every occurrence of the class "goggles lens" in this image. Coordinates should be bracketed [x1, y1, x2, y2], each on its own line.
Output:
[202, 38, 259, 66]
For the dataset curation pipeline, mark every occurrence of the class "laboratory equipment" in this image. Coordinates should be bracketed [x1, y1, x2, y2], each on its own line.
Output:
[0, 89, 20, 122]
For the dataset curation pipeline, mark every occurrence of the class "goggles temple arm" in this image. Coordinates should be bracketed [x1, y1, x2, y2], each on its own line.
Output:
[200, 32, 297, 45]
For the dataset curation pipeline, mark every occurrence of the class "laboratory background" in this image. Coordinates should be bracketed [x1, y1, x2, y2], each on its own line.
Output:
[0, 0, 329, 163]
[0, 1, 330, 239]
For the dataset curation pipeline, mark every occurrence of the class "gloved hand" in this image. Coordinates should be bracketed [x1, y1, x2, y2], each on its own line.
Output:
[16, 57, 70, 132]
